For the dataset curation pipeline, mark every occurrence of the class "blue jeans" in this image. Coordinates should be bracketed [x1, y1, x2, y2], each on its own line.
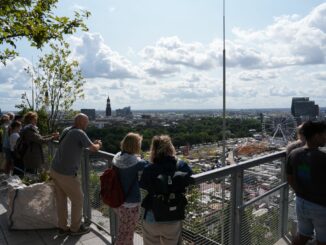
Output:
[296, 196, 326, 243]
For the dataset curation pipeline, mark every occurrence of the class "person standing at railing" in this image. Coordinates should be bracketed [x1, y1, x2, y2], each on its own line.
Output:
[286, 123, 306, 156]
[50, 113, 102, 236]
[0, 114, 10, 173]
[112, 132, 148, 245]
[22, 111, 59, 174]
[140, 135, 192, 245]
[287, 121, 326, 245]
[9, 120, 24, 177]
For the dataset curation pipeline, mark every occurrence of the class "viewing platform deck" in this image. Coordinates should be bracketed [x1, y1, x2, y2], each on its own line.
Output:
[0, 148, 309, 245]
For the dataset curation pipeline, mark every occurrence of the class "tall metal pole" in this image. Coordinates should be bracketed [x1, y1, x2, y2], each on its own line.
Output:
[222, 0, 226, 166]
[31, 57, 35, 110]
[221, 1, 226, 244]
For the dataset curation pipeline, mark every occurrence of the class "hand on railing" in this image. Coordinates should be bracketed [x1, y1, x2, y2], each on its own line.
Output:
[52, 132, 60, 140]
[94, 139, 102, 148]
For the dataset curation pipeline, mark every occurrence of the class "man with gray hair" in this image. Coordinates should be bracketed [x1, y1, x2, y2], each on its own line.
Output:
[50, 113, 102, 236]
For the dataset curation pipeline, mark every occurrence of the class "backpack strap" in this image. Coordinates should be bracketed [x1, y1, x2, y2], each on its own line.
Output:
[59, 126, 76, 144]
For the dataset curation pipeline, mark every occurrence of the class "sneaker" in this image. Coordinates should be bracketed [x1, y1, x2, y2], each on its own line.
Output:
[70, 224, 91, 236]
[58, 228, 70, 236]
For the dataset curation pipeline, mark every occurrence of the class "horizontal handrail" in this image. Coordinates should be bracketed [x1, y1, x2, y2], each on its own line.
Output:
[240, 182, 288, 209]
[51, 141, 288, 244]
[87, 149, 115, 159]
[192, 151, 286, 184]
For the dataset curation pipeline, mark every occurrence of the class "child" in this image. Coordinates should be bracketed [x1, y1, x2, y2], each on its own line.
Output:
[9, 120, 23, 176]
[112, 132, 147, 245]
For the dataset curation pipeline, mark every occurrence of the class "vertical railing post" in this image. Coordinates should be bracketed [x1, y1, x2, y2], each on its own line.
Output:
[109, 208, 118, 243]
[230, 169, 243, 245]
[81, 150, 92, 223]
[279, 157, 289, 237]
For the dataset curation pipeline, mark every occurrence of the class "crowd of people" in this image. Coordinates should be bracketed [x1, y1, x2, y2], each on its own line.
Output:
[0, 111, 192, 244]
[51, 113, 192, 243]
[0, 111, 59, 175]
[1, 110, 325, 245]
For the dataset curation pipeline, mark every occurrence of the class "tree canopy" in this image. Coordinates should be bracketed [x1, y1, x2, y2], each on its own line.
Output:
[17, 42, 85, 132]
[0, 0, 90, 64]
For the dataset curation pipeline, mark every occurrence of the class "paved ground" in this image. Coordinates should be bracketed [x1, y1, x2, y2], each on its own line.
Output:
[0, 203, 113, 245]
[0, 175, 114, 245]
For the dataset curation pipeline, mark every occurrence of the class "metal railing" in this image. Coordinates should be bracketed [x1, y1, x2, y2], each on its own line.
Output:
[79, 149, 293, 245]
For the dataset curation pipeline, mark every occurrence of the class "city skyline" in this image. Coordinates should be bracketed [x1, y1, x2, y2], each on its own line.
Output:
[0, 0, 326, 111]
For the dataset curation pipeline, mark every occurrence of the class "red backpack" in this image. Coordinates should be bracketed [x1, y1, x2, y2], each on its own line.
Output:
[100, 166, 124, 208]
[100, 165, 136, 208]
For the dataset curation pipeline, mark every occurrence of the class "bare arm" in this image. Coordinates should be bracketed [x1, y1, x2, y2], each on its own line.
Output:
[287, 175, 297, 193]
[88, 140, 102, 152]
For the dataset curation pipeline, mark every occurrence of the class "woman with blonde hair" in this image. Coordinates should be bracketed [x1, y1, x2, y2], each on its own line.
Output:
[112, 132, 148, 245]
[140, 135, 192, 245]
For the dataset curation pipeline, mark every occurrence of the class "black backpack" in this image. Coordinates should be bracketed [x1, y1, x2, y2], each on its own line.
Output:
[142, 162, 190, 222]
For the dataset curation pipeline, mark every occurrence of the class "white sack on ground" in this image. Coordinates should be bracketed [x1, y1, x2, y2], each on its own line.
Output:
[7, 181, 58, 230]
[0, 175, 24, 210]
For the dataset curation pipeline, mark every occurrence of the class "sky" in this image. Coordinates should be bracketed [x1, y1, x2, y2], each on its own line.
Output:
[1, 0, 326, 111]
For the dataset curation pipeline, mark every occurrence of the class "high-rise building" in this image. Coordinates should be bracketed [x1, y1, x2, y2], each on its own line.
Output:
[291, 97, 319, 120]
[116, 106, 133, 118]
[81, 109, 96, 121]
[106, 96, 111, 117]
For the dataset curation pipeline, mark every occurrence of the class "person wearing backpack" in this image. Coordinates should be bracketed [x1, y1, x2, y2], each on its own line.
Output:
[111, 132, 148, 245]
[140, 135, 192, 245]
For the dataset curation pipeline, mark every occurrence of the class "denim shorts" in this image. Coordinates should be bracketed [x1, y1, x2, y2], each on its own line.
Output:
[296, 196, 326, 242]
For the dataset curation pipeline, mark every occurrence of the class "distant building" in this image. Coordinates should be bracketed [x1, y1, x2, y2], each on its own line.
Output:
[81, 109, 96, 121]
[291, 97, 319, 120]
[116, 106, 133, 118]
[141, 114, 151, 119]
[106, 96, 112, 117]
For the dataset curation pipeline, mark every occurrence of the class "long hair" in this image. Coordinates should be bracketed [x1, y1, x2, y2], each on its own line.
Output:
[120, 132, 143, 155]
[149, 135, 176, 163]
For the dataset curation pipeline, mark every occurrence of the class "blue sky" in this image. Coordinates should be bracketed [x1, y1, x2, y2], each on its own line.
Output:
[1, 0, 326, 111]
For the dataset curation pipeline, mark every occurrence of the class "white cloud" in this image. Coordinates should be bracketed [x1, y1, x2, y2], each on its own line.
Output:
[140, 36, 214, 74]
[269, 86, 298, 97]
[238, 70, 278, 81]
[72, 33, 142, 79]
[232, 3, 326, 67]
[0, 57, 31, 90]
[143, 61, 180, 77]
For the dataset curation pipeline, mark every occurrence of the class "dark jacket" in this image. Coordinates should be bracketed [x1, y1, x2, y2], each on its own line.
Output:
[140, 156, 192, 194]
[22, 124, 53, 170]
[140, 156, 192, 222]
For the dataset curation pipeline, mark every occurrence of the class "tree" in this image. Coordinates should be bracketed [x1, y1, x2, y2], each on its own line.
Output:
[0, 0, 90, 64]
[17, 42, 86, 132]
